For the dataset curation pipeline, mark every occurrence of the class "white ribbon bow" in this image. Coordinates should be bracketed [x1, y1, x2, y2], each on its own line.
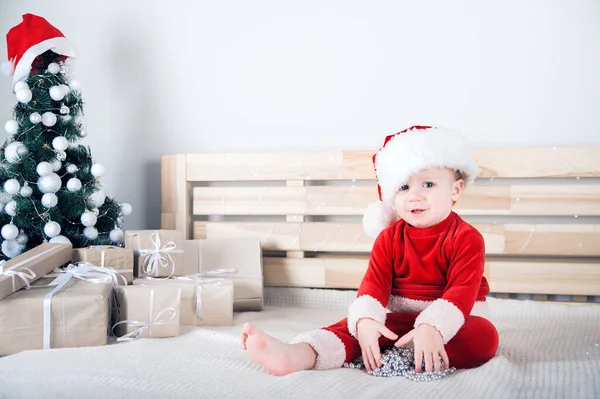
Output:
[111, 287, 177, 342]
[0, 259, 36, 291]
[138, 232, 181, 277]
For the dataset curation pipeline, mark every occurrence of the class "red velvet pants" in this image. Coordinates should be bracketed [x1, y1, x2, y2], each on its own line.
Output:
[324, 312, 499, 369]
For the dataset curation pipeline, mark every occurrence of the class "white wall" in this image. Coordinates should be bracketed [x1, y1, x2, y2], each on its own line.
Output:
[1, 0, 599, 229]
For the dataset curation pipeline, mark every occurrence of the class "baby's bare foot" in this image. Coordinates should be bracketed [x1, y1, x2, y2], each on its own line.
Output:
[241, 322, 316, 376]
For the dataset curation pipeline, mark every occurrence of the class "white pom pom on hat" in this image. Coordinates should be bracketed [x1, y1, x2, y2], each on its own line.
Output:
[363, 125, 479, 238]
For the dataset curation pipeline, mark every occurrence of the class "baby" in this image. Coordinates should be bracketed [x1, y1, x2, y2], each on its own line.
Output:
[241, 125, 498, 375]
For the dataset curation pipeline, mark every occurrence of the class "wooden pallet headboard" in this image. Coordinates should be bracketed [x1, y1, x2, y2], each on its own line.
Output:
[161, 147, 600, 302]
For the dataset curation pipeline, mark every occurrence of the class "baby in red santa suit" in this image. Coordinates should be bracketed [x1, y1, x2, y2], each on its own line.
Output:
[241, 125, 499, 375]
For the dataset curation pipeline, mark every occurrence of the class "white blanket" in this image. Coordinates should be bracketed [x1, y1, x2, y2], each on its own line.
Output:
[1, 288, 599, 398]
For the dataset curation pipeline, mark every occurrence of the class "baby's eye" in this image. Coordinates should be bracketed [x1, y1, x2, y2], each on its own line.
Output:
[399, 185, 409, 191]
[423, 182, 435, 188]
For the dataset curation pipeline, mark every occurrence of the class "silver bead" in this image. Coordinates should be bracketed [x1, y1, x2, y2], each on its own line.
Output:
[60, 66, 69, 74]
[79, 130, 87, 138]
[66, 164, 78, 174]
[60, 105, 70, 115]
[92, 208, 99, 216]
[56, 151, 67, 161]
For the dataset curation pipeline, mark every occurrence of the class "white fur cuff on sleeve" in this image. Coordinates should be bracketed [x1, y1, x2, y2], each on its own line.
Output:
[347, 295, 387, 337]
[414, 299, 465, 343]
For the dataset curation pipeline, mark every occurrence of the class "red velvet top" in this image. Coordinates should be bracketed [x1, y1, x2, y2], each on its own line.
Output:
[357, 211, 489, 319]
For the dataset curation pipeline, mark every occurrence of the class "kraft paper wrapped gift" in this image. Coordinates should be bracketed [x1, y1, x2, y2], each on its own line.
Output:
[124, 230, 192, 278]
[113, 284, 181, 340]
[72, 246, 134, 283]
[133, 277, 234, 326]
[0, 269, 112, 355]
[183, 238, 264, 311]
[0, 243, 72, 301]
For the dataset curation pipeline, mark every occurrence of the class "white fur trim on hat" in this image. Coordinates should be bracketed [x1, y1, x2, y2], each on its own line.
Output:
[12, 37, 76, 87]
[362, 126, 479, 237]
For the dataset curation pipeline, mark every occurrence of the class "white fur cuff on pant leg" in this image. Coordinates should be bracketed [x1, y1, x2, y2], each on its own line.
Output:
[290, 330, 346, 370]
[347, 295, 387, 337]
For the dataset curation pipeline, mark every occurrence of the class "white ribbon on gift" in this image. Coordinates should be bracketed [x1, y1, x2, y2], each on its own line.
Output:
[199, 268, 262, 280]
[89, 246, 133, 280]
[0, 260, 36, 291]
[174, 275, 225, 325]
[111, 286, 177, 342]
[136, 231, 182, 278]
[0, 244, 66, 292]
[41, 263, 118, 349]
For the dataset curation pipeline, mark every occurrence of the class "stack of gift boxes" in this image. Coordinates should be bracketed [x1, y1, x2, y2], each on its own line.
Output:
[0, 230, 264, 355]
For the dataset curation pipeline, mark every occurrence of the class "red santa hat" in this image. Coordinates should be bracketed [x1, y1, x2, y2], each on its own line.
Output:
[363, 125, 479, 238]
[2, 14, 76, 88]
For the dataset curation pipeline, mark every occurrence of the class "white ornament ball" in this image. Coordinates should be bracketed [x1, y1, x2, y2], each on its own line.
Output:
[15, 232, 28, 246]
[80, 211, 97, 227]
[66, 164, 78, 174]
[47, 63, 60, 74]
[5, 119, 18, 135]
[16, 146, 28, 158]
[13, 81, 28, 92]
[20, 184, 33, 197]
[83, 226, 98, 240]
[60, 84, 70, 95]
[42, 112, 57, 127]
[37, 173, 62, 193]
[16, 88, 32, 103]
[36, 161, 54, 176]
[1, 224, 19, 240]
[5, 200, 17, 216]
[89, 187, 106, 207]
[90, 163, 105, 177]
[51, 159, 62, 172]
[41, 193, 59, 208]
[4, 179, 20, 195]
[49, 235, 72, 244]
[29, 112, 42, 124]
[49, 86, 65, 101]
[109, 228, 124, 243]
[120, 202, 133, 216]
[68, 79, 81, 91]
[2, 239, 22, 258]
[44, 221, 61, 238]
[66, 178, 82, 191]
[5, 142, 26, 163]
[52, 136, 69, 151]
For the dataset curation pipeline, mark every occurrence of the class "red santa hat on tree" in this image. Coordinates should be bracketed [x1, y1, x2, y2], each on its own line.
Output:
[2, 14, 76, 88]
[363, 125, 480, 238]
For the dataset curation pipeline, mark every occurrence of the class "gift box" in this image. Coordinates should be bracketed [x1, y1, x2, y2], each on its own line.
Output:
[124, 230, 191, 278]
[113, 284, 181, 340]
[133, 277, 233, 326]
[72, 246, 133, 283]
[183, 238, 264, 311]
[0, 267, 112, 355]
[0, 243, 72, 301]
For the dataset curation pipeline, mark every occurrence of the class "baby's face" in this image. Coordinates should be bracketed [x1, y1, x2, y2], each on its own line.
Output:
[393, 168, 464, 228]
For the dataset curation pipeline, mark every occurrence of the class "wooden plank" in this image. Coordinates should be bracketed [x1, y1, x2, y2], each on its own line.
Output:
[161, 154, 191, 239]
[487, 259, 600, 295]
[263, 256, 600, 295]
[194, 222, 600, 256]
[475, 147, 600, 178]
[185, 147, 600, 181]
[193, 184, 600, 216]
[286, 180, 306, 258]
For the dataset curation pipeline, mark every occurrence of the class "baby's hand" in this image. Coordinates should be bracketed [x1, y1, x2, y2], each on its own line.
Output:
[356, 318, 398, 372]
[395, 324, 449, 373]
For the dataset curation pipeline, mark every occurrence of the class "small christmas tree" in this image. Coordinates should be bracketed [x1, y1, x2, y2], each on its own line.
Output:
[0, 14, 131, 259]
